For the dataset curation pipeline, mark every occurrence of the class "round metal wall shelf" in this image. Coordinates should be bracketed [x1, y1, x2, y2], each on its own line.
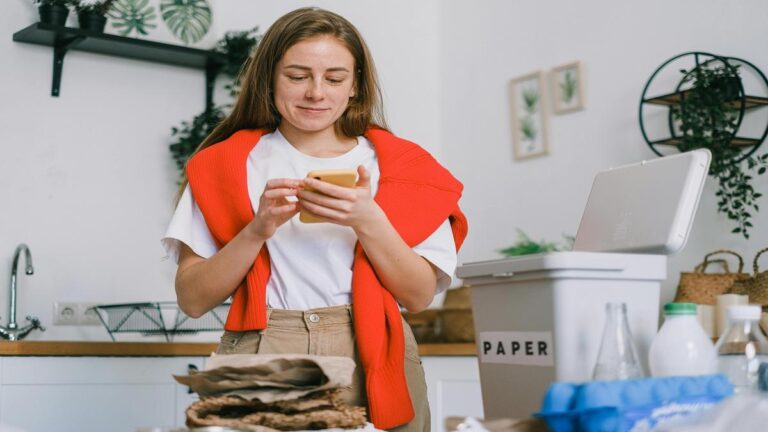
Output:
[639, 51, 768, 164]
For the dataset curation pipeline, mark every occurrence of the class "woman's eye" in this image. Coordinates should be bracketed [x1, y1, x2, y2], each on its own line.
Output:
[327, 78, 344, 84]
[287, 75, 307, 81]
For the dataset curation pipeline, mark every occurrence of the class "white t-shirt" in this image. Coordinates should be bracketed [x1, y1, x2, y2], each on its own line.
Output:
[162, 130, 457, 310]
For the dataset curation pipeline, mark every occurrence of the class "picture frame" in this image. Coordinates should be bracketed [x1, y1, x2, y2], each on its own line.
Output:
[509, 71, 550, 160]
[551, 61, 585, 114]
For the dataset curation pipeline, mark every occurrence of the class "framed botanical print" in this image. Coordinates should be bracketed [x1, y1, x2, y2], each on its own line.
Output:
[551, 61, 585, 114]
[509, 71, 550, 160]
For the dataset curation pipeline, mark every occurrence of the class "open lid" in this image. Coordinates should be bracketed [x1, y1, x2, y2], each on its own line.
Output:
[572, 149, 711, 255]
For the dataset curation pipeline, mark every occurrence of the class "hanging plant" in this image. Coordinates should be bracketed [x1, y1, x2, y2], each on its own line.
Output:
[169, 106, 225, 177]
[168, 26, 261, 179]
[214, 26, 261, 97]
[671, 64, 768, 239]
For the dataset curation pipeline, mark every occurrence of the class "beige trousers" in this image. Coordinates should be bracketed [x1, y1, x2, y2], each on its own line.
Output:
[216, 304, 430, 432]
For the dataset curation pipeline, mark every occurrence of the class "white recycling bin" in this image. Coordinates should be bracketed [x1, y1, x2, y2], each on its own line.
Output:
[456, 251, 666, 419]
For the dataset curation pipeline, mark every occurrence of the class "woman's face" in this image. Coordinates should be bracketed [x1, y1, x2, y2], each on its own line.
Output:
[273, 35, 356, 136]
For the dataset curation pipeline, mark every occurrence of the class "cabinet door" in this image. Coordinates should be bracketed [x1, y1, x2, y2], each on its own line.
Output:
[0, 357, 203, 432]
[422, 356, 484, 432]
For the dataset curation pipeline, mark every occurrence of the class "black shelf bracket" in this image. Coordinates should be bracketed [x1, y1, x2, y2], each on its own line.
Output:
[51, 35, 84, 97]
[13, 23, 226, 109]
[205, 61, 222, 111]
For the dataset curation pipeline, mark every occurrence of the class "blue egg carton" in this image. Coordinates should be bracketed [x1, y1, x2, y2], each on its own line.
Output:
[534, 375, 733, 432]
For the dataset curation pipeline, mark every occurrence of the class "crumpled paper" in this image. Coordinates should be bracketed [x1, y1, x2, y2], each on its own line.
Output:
[174, 353, 356, 403]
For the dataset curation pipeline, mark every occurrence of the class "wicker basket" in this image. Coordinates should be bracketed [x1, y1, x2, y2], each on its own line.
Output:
[402, 309, 440, 343]
[674, 250, 751, 305]
[437, 308, 475, 343]
[436, 286, 475, 343]
[732, 247, 768, 308]
[443, 285, 471, 309]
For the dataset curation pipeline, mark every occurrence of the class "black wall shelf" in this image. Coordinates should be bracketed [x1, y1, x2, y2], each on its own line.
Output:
[12, 22, 225, 108]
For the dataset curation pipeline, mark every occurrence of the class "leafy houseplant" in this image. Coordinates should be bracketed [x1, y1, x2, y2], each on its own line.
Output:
[169, 27, 261, 180]
[671, 64, 768, 239]
[34, 0, 72, 26]
[499, 229, 574, 257]
[169, 106, 225, 173]
[73, 0, 116, 32]
[214, 27, 261, 97]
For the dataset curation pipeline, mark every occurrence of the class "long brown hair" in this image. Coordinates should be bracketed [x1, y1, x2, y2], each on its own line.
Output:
[175, 7, 388, 201]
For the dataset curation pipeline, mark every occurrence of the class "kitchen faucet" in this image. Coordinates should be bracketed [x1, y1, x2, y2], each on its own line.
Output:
[0, 244, 45, 341]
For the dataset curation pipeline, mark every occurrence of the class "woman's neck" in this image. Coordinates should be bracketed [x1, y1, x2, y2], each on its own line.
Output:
[278, 124, 357, 158]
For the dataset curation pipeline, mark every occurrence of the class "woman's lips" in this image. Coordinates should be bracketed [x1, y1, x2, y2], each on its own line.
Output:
[298, 106, 329, 113]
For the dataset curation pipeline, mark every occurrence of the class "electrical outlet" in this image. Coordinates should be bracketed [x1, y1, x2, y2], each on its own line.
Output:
[53, 302, 79, 325]
[53, 302, 103, 326]
[78, 303, 102, 326]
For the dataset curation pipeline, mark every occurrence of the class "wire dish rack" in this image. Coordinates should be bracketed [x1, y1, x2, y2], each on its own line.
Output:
[93, 302, 230, 342]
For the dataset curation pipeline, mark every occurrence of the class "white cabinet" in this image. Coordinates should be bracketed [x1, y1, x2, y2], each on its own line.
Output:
[423, 356, 484, 432]
[0, 357, 203, 432]
[0, 355, 480, 432]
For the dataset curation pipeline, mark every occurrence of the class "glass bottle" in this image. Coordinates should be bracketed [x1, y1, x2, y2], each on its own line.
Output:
[592, 302, 644, 380]
[714, 305, 768, 393]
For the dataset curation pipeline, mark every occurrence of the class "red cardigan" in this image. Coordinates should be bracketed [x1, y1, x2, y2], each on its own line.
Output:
[186, 128, 468, 429]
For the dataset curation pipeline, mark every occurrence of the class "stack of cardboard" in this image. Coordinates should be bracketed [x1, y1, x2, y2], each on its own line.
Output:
[174, 353, 367, 431]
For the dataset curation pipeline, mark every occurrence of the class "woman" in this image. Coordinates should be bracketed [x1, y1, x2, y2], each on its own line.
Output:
[162, 7, 467, 431]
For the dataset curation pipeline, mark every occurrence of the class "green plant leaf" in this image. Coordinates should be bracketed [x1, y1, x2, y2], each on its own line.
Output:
[499, 229, 572, 257]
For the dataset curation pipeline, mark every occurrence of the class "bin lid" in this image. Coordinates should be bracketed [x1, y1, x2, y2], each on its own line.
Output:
[456, 251, 666, 281]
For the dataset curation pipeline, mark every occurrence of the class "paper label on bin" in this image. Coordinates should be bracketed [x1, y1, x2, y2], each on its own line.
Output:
[478, 331, 554, 367]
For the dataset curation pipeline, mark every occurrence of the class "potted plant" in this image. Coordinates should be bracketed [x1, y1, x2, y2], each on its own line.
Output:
[34, 0, 72, 26]
[72, 0, 115, 33]
[671, 63, 768, 239]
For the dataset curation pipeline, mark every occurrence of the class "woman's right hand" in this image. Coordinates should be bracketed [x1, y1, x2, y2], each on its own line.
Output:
[246, 178, 302, 241]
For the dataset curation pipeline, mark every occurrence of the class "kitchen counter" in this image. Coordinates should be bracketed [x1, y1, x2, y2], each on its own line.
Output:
[0, 341, 477, 357]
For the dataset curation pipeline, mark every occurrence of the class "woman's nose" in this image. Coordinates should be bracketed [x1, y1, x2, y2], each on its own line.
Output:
[305, 79, 324, 100]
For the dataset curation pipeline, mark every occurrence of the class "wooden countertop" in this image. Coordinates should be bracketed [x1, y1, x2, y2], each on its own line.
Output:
[0, 341, 477, 357]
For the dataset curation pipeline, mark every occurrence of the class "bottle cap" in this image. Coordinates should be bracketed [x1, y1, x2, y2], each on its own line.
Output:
[726, 305, 761, 321]
[664, 302, 697, 315]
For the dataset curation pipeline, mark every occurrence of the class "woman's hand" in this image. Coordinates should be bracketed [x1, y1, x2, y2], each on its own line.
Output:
[297, 165, 384, 230]
[246, 178, 301, 240]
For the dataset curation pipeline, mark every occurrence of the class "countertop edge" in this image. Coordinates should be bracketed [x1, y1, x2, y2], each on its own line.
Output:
[0, 341, 477, 357]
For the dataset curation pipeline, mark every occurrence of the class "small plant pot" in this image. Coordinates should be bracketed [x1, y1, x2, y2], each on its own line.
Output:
[38, 4, 70, 26]
[77, 12, 107, 33]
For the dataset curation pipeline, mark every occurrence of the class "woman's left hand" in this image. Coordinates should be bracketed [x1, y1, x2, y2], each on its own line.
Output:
[297, 165, 384, 230]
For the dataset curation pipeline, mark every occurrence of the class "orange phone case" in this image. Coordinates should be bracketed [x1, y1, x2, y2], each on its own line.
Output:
[299, 169, 358, 223]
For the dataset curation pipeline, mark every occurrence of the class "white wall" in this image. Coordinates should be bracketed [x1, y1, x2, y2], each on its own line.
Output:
[3, 0, 767, 341]
[441, 0, 768, 305]
[0, 0, 441, 340]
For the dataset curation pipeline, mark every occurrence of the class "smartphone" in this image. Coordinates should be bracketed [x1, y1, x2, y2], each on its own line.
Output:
[299, 169, 358, 223]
